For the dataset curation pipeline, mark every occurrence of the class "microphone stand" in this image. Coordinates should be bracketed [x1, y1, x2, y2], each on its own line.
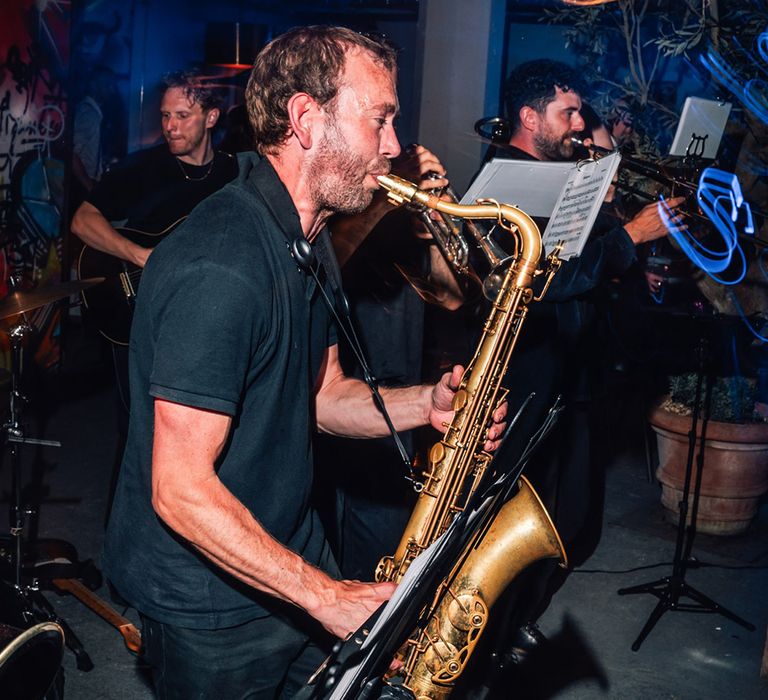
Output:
[617, 334, 755, 650]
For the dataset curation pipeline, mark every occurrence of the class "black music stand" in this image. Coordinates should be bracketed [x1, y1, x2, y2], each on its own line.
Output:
[617, 333, 755, 651]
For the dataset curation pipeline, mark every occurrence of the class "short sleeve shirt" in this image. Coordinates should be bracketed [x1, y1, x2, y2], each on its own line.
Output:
[102, 154, 338, 628]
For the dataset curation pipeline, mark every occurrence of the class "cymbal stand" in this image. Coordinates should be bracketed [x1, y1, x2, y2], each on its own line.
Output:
[617, 336, 755, 650]
[2, 318, 94, 670]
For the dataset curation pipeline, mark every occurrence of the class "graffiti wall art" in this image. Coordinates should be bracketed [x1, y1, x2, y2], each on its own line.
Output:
[0, 0, 71, 371]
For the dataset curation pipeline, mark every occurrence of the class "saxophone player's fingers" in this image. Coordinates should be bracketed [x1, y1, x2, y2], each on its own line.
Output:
[492, 401, 508, 423]
[448, 364, 464, 390]
[483, 402, 508, 451]
[483, 423, 506, 452]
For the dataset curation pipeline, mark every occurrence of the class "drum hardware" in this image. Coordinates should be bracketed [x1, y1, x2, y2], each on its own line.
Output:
[0, 277, 104, 321]
[0, 580, 64, 700]
[0, 278, 107, 683]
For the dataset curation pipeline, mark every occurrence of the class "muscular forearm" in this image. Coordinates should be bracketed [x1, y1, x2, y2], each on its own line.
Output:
[154, 460, 335, 611]
[71, 201, 151, 267]
[152, 402, 332, 610]
[151, 399, 391, 638]
[314, 345, 460, 438]
[315, 375, 434, 438]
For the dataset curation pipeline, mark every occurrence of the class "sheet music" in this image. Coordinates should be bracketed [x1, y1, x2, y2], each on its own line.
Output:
[541, 152, 622, 259]
[461, 158, 573, 217]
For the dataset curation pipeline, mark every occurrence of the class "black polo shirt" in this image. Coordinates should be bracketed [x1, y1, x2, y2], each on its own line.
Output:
[103, 153, 338, 628]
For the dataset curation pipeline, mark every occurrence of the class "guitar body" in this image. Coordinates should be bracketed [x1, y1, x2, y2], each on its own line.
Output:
[76, 219, 183, 345]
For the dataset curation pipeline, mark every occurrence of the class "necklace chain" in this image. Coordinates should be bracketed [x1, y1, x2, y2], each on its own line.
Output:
[176, 157, 215, 182]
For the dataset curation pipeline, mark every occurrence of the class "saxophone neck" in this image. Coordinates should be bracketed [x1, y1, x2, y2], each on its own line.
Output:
[501, 204, 540, 290]
[377, 174, 543, 293]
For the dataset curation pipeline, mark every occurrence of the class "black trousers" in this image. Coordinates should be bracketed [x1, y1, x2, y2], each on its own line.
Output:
[140, 611, 329, 700]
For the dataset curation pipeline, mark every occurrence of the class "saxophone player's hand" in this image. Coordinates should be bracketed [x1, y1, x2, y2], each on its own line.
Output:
[428, 365, 508, 452]
[310, 579, 397, 639]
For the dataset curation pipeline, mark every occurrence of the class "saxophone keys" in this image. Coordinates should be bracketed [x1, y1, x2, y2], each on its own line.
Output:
[429, 442, 446, 465]
[451, 388, 468, 411]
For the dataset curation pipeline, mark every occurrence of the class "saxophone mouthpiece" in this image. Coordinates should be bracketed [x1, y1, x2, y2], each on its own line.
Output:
[377, 173, 419, 206]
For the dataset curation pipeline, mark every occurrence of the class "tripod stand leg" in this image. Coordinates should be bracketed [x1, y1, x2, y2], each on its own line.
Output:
[680, 582, 755, 631]
[617, 577, 668, 597]
[630, 597, 670, 652]
[620, 577, 681, 651]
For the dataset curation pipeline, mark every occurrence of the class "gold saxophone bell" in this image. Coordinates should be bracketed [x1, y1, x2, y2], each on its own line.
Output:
[403, 477, 566, 699]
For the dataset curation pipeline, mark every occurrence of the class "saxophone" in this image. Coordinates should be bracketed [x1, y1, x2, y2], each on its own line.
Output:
[374, 174, 567, 699]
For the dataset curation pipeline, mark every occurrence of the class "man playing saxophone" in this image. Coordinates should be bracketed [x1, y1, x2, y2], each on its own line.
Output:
[100, 26, 507, 699]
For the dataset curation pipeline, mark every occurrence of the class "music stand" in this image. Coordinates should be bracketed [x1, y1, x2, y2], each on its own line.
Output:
[617, 328, 755, 650]
[669, 97, 731, 160]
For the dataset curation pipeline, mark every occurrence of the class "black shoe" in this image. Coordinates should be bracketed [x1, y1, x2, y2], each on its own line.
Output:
[505, 621, 548, 665]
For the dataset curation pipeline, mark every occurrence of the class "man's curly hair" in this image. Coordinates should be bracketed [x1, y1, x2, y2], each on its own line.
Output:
[504, 59, 588, 133]
[245, 25, 397, 155]
[162, 70, 221, 113]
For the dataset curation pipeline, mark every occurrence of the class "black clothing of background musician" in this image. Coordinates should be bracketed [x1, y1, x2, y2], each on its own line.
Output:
[87, 144, 237, 233]
[315, 207, 475, 580]
[489, 144, 636, 536]
[103, 154, 338, 628]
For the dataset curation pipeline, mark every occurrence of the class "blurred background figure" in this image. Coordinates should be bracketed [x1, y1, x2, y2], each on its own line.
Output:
[71, 67, 118, 207]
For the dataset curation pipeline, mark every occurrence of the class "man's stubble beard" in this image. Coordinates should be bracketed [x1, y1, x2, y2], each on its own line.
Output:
[308, 122, 389, 215]
[533, 123, 575, 161]
[165, 122, 207, 159]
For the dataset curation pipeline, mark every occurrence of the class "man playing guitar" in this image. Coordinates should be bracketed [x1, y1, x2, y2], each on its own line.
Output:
[72, 71, 238, 520]
[72, 69, 237, 276]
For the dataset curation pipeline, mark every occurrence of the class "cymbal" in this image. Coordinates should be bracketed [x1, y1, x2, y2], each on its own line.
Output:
[0, 278, 105, 320]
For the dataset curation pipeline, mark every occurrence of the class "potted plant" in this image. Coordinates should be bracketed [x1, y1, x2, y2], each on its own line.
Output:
[650, 373, 768, 535]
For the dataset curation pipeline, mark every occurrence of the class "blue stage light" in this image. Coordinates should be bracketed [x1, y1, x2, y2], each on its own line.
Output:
[657, 167, 753, 286]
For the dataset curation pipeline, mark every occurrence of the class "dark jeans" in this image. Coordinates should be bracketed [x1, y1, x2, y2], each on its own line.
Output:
[140, 611, 329, 699]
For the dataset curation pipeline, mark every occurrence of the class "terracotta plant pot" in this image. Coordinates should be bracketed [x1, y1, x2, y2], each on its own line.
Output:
[649, 407, 768, 536]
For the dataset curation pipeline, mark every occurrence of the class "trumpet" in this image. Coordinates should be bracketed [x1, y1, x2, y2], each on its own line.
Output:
[412, 173, 516, 300]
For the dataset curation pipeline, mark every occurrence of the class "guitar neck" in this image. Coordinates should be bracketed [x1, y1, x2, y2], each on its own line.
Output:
[52, 578, 142, 653]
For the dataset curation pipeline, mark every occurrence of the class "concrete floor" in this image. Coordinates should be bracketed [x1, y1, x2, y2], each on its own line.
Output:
[4, 320, 767, 699]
